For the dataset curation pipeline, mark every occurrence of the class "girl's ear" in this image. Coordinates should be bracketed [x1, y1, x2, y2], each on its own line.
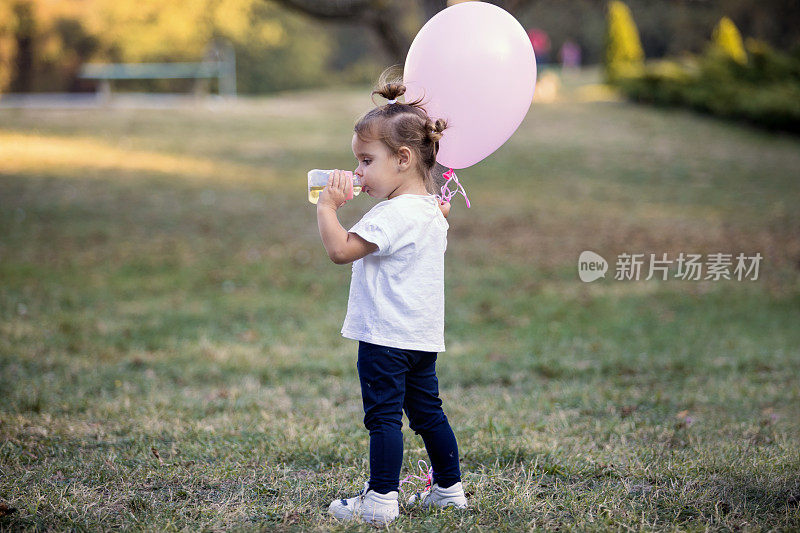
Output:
[396, 146, 412, 170]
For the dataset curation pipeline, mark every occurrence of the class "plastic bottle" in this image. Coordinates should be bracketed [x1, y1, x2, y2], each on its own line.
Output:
[308, 169, 362, 204]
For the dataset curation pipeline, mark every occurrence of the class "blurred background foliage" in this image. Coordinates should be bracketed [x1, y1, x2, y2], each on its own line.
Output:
[0, 0, 389, 94]
[0, 0, 799, 95]
[605, 3, 800, 132]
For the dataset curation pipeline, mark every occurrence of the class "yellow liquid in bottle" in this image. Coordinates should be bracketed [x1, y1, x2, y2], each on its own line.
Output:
[308, 185, 362, 204]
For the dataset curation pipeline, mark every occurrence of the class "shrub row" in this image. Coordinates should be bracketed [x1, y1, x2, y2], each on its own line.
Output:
[617, 41, 800, 133]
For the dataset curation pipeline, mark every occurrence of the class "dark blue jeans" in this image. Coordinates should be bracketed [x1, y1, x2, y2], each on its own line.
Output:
[357, 341, 461, 494]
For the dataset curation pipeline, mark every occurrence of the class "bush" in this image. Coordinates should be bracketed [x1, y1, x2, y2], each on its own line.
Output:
[604, 0, 645, 84]
[617, 39, 800, 133]
[710, 17, 746, 65]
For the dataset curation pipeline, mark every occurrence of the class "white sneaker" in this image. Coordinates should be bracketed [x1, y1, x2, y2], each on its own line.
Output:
[328, 481, 399, 525]
[407, 481, 468, 510]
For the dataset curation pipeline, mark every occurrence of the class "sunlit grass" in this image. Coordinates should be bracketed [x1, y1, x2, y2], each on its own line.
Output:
[0, 132, 282, 188]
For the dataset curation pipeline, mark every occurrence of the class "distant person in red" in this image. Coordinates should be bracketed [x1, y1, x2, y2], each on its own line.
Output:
[527, 28, 551, 66]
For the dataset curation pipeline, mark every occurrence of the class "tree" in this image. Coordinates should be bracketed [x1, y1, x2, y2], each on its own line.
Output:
[604, 0, 644, 83]
[9, 1, 35, 92]
[0, 1, 17, 93]
[711, 16, 747, 64]
[96, 0, 333, 93]
[1, 0, 335, 94]
[268, 0, 538, 64]
[3, 0, 100, 93]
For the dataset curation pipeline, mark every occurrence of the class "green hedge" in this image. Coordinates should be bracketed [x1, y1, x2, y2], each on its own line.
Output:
[617, 41, 800, 133]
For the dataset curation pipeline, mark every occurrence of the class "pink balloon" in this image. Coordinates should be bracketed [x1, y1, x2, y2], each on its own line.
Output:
[404, 2, 537, 169]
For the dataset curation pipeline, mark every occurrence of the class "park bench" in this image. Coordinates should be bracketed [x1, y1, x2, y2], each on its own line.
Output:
[78, 49, 236, 100]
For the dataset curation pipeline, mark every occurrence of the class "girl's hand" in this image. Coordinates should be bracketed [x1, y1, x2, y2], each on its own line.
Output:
[317, 169, 353, 210]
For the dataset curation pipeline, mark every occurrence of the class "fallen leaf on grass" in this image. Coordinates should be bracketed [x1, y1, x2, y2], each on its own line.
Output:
[0, 502, 17, 516]
[238, 329, 259, 342]
[675, 410, 693, 428]
[151, 447, 163, 464]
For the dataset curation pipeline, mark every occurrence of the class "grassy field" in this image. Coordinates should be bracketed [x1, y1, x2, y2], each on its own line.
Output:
[2, 71, 800, 531]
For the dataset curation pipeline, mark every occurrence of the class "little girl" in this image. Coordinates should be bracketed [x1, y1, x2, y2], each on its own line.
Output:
[316, 73, 467, 525]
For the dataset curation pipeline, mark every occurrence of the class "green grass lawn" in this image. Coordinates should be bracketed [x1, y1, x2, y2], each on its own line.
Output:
[2, 73, 800, 530]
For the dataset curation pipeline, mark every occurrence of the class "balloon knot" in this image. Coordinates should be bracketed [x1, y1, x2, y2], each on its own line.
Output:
[436, 168, 471, 208]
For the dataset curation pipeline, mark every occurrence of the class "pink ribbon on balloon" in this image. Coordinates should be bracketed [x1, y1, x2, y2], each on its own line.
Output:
[436, 168, 471, 208]
[399, 460, 433, 496]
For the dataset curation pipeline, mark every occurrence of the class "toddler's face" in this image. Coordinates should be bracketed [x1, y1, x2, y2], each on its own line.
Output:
[351, 134, 403, 200]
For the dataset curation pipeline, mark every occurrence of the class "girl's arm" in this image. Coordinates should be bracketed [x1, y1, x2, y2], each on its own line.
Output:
[317, 170, 379, 265]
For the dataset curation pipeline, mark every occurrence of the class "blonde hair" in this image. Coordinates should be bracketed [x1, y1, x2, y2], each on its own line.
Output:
[354, 66, 448, 195]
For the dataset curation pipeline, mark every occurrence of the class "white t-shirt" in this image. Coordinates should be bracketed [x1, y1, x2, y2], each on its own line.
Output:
[341, 194, 448, 352]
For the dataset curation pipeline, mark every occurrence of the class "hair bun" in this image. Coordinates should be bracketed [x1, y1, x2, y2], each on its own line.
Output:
[427, 118, 447, 143]
[370, 66, 408, 105]
[372, 83, 405, 104]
